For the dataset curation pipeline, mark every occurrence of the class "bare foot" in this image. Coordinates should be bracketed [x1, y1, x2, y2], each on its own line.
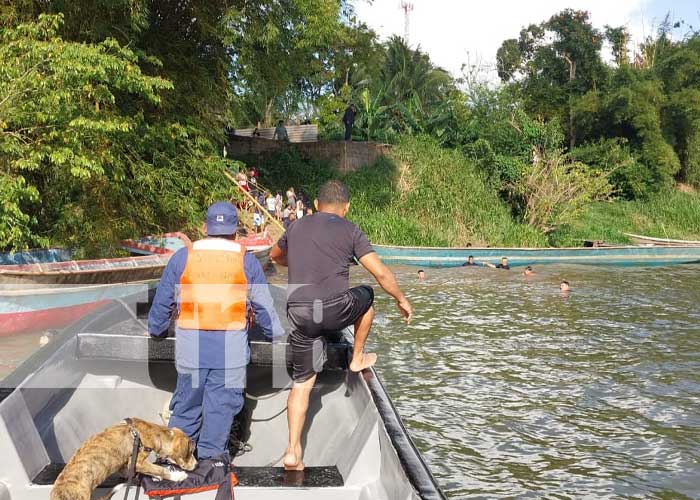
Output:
[349, 352, 377, 372]
[283, 445, 304, 471]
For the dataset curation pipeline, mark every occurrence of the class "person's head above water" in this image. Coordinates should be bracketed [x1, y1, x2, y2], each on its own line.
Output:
[560, 280, 570, 292]
[501, 257, 508, 265]
[467, 255, 475, 264]
[417, 270, 425, 280]
[523, 265, 534, 276]
[315, 180, 350, 217]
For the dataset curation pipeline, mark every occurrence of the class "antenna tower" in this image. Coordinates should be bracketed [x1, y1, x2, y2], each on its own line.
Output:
[400, 1, 414, 45]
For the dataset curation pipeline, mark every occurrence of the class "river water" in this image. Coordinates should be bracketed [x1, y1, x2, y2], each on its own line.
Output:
[362, 264, 700, 499]
[1, 263, 698, 498]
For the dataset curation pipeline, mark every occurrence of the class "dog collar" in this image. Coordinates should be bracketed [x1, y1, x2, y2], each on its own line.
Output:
[122, 418, 154, 453]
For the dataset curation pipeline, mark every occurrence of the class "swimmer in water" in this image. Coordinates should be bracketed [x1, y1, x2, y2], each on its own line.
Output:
[560, 280, 570, 294]
[462, 255, 478, 266]
[484, 257, 510, 270]
[523, 266, 535, 276]
[417, 269, 426, 280]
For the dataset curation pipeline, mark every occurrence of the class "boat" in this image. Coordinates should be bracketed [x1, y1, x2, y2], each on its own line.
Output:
[624, 233, 700, 247]
[0, 294, 446, 500]
[122, 232, 273, 265]
[0, 234, 272, 336]
[0, 248, 73, 266]
[374, 243, 700, 268]
[120, 231, 193, 255]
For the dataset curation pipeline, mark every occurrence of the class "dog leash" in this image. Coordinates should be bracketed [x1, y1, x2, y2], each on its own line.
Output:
[123, 418, 143, 500]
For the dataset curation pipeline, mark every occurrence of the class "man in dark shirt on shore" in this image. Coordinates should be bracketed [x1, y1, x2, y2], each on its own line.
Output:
[342, 104, 357, 141]
[270, 180, 412, 471]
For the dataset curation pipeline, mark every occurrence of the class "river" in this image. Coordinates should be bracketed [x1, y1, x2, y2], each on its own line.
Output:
[1, 263, 698, 498]
[363, 264, 700, 498]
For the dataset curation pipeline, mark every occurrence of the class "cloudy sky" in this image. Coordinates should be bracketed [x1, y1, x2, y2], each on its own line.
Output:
[352, 0, 699, 80]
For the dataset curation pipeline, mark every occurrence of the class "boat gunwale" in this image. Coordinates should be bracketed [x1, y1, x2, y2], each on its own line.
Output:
[363, 368, 446, 500]
[624, 233, 700, 245]
[372, 243, 700, 252]
[0, 247, 271, 278]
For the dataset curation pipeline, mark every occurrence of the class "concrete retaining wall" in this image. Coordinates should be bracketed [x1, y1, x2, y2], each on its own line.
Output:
[227, 136, 390, 173]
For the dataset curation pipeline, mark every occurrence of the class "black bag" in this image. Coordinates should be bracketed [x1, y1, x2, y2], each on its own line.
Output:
[141, 456, 237, 500]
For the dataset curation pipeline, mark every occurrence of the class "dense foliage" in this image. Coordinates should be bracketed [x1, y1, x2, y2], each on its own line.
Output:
[1, 3, 699, 252]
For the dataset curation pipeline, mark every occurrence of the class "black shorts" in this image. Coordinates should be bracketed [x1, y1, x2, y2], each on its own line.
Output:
[287, 285, 374, 382]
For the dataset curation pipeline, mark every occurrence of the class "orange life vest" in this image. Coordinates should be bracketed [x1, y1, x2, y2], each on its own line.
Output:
[177, 239, 248, 331]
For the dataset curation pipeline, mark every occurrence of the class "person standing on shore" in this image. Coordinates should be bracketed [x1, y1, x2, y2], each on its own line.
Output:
[342, 104, 357, 141]
[273, 120, 289, 141]
[270, 180, 412, 471]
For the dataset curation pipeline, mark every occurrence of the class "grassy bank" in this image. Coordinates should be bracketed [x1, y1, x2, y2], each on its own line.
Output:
[256, 137, 700, 247]
[551, 192, 700, 246]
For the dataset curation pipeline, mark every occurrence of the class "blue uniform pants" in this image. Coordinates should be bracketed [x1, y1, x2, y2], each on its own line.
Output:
[168, 367, 245, 459]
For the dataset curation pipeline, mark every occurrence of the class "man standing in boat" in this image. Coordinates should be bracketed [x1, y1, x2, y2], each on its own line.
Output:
[148, 201, 283, 461]
[270, 180, 413, 470]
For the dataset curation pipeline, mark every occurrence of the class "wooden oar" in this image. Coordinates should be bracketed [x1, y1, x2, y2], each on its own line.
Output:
[223, 170, 285, 232]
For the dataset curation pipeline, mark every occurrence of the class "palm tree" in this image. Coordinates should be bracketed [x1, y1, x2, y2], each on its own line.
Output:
[354, 36, 454, 137]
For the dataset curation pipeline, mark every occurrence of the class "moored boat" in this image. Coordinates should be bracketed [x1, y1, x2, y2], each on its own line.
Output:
[0, 248, 73, 266]
[374, 243, 700, 267]
[0, 297, 445, 500]
[624, 233, 700, 247]
[0, 235, 272, 336]
[122, 232, 273, 256]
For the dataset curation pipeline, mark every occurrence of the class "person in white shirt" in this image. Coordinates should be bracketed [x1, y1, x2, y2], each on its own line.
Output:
[266, 193, 277, 216]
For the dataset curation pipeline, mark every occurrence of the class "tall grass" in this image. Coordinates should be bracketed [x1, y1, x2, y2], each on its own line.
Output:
[255, 136, 700, 248]
[551, 191, 700, 246]
[344, 136, 547, 247]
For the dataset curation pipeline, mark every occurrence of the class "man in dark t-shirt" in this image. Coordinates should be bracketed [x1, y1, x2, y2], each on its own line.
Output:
[270, 180, 412, 471]
[342, 104, 357, 141]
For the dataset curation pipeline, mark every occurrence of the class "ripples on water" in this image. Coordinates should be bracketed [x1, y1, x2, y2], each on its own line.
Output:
[358, 265, 700, 499]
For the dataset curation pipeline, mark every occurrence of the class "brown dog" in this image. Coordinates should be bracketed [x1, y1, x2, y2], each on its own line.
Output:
[51, 417, 197, 500]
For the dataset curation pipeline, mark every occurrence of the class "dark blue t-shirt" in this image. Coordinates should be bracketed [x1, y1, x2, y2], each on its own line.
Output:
[277, 212, 374, 302]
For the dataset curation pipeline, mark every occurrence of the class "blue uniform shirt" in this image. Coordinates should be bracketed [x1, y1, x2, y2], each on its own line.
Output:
[148, 242, 284, 369]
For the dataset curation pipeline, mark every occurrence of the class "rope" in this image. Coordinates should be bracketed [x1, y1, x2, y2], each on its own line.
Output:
[244, 381, 293, 401]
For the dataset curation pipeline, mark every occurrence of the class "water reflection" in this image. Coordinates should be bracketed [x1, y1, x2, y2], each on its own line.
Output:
[360, 264, 700, 499]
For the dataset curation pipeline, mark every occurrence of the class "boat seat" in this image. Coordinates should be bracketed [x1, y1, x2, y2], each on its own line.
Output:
[32, 463, 345, 488]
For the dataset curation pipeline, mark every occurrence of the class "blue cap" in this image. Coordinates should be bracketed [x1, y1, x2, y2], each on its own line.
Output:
[206, 201, 238, 236]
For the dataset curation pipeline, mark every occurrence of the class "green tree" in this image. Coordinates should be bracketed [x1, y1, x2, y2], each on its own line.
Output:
[0, 14, 234, 253]
[497, 10, 607, 148]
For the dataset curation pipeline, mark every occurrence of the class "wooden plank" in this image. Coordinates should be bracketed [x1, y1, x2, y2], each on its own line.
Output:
[223, 170, 285, 232]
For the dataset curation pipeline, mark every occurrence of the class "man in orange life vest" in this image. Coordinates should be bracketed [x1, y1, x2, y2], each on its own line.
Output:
[148, 201, 283, 460]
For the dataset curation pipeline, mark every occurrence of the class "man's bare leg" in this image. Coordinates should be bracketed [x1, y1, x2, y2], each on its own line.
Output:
[283, 374, 317, 471]
[349, 306, 377, 372]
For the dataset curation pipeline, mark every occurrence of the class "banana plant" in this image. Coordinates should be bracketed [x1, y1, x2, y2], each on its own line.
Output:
[360, 87, 388, 141]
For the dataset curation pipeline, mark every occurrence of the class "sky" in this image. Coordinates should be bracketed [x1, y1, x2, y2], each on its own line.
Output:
[352, 0, 700, 81]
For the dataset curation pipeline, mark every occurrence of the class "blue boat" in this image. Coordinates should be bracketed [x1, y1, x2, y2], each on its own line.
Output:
[374, 244, 700, 268]
[0, 248, 72, 266]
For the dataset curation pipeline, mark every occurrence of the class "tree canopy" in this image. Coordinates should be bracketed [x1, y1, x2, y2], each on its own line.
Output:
[1, 3, 699, 252]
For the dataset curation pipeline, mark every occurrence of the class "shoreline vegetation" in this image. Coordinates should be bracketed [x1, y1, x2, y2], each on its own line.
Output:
[1, 5, 700, 256]
[252, 138, 700, 249]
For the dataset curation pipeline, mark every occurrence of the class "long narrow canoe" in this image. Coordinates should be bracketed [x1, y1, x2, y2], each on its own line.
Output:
[374, 243, 700, 267]
[0, 234, 271, 336]
[624, 233, 700, 247]
[0, 297, 446, 500]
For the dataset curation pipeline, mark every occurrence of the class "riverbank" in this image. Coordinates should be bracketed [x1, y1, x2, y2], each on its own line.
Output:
[256, 137, 700, 248]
